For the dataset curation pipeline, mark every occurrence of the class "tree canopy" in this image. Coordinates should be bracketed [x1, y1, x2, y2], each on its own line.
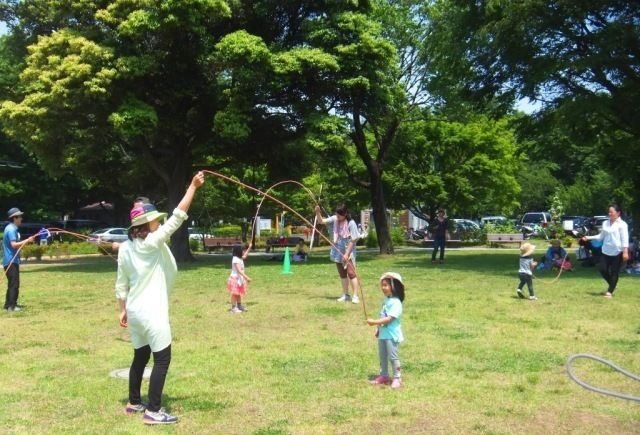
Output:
[424, 0, 640, 215]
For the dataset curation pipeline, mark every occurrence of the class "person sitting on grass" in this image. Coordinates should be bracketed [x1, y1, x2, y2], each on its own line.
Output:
[542, 240, 573, 271]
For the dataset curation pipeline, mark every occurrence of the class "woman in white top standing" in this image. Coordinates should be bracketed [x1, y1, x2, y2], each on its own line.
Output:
[115, 172, 205, 424]
[314, 203, 361, 303]
[581, 204, 629, 298]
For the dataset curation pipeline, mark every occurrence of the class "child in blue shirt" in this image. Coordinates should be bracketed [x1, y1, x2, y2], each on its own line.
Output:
[367, 272, 405, 389]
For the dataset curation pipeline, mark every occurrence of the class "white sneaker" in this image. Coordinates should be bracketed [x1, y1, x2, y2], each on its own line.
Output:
[351, 295, 360, 304]
[529, 296, 537, 301]
[336, 294, 350, 302]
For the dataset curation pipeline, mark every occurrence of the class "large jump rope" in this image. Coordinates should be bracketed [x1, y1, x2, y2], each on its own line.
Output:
[3, 172, 638, 400]
[2, 171, 370, 319]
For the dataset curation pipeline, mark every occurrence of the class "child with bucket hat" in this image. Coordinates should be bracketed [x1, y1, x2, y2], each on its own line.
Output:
[517, 243, 538, 300]
[115, 172, 205, 425]
[367, 272, 405, 388]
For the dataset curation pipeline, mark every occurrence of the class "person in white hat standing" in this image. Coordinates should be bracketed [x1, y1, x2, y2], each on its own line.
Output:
[367, 272, 406, 388]
[3, 207, 37, 312]
[115, 172, 205, 425]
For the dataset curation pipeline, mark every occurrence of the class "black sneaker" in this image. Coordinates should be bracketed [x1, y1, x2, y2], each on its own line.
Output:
[516, 289, 525, 299]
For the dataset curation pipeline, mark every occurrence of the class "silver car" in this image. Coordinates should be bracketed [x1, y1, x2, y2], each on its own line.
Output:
[88, 227, 129, 244]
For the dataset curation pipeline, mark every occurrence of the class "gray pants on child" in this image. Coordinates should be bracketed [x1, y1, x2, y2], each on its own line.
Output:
[377, 339, 401, 379]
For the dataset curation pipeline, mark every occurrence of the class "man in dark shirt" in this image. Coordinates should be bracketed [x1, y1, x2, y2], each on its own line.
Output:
[427, 209, 450, 264]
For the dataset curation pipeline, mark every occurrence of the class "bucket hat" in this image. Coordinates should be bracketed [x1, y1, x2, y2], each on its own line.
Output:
[380, 271, 403, 285]
[380, 272, 405, 301]
[7, 207, 24, 219]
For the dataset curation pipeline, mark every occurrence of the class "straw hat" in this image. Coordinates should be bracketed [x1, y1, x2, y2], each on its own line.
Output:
[520, 242, 536, 256]
[129, 203, 167, 228]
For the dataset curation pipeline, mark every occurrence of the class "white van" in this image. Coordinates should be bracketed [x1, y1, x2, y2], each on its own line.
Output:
[520, 212, 552, 228]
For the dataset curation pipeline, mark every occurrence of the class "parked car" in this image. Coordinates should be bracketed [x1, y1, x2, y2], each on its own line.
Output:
[520, 212, 551, 227]
[453, 219, 480, 231]
[188, 227, 212, 240]
[590, 215, 608, 232]
[87, 227, 129, 244]
[519, 211, 552, 238]
[480, 216, 509, 227]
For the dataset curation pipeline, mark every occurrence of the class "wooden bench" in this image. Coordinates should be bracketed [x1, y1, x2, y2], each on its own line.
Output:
[265, 236, 304, 253]
[203, 237, 242, 253]
[487, 233, 524, 247]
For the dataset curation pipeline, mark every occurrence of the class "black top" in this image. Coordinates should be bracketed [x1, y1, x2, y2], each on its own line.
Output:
[429, 218, 449, 238]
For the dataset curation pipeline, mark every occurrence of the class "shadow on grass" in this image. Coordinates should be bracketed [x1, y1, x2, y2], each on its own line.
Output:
[19, 247, 615, 288]
[389, 248, 611, 284]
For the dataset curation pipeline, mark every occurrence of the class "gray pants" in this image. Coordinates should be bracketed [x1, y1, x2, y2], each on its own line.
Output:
[377, 338, 401, 379]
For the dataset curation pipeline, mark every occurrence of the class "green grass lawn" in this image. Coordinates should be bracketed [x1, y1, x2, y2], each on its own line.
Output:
[1, 247, 638, 434]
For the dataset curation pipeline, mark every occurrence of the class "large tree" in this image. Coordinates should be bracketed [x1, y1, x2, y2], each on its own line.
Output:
[0, 1, 371, 260]
[385, 112, 521, 219]
[302, 0, 434, 254]
[424, 0, 640, 216]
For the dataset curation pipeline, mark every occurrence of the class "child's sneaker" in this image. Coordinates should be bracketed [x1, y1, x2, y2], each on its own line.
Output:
[124, 402, 146, 415]
[230, 306, 242, 313]
[351, 295, 360, 304]
[237, 304, 248, 312]
[143, 408, 178, 425]
[517, 289, 525, 299]
[529, 296, 537, 301]
[336, 294, 350, 302]
[369, 375, 390, 385]
[391, 378, 402, 389]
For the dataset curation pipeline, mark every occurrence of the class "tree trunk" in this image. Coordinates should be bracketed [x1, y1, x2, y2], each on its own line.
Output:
[350, 109, 397, 255]
[369, 162, 394, 254]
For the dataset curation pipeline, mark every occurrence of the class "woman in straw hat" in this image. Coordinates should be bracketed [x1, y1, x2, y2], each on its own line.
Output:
[115, 172, 205, 425]
[516, 242, 538, 300]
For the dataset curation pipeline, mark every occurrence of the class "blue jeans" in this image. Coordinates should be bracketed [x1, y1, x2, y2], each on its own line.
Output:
[431, 236, 445, 261]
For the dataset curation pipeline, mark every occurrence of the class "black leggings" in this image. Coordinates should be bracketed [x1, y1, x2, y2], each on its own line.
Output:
[129, 344, 172, 412]
[599, 253, 623, 294]
[518, 273, 534, 297]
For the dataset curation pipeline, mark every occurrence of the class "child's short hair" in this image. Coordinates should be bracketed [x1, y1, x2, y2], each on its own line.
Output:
[380, 272, 405, 302]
